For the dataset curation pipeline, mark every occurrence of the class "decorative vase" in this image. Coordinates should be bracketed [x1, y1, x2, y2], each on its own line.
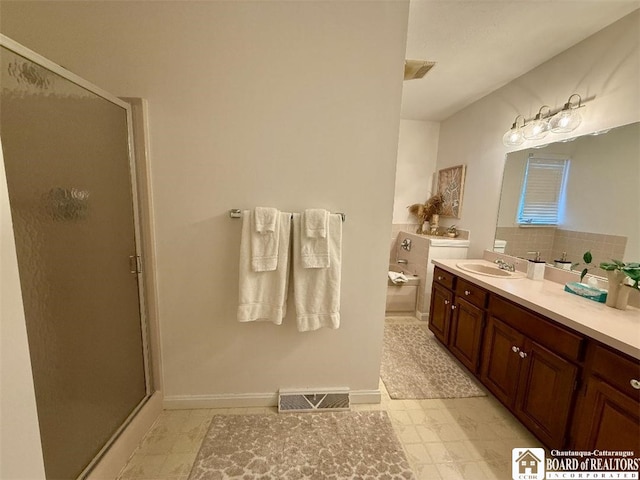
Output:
[605, 270, 626, 308]
[615, 285, 631, 310]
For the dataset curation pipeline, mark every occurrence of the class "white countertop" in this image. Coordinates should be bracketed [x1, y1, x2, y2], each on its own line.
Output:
[432, 259, 640, 360]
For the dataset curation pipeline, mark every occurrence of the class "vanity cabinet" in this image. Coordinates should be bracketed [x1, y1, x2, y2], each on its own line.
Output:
[429, 268, 487, 373]
[482, 296, 582, 449]
[571, 343, 640, 452]
[429, 282, 453, 344]
[449, 279, 487, 373]
[428, 268, 456, 344]
[429, 263, 639, 451]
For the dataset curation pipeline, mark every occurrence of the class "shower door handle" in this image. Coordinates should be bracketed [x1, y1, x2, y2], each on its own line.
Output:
[129, 255, 142, 274]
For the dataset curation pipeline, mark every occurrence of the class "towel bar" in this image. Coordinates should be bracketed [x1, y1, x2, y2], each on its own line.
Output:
[229, 209, 345, 222]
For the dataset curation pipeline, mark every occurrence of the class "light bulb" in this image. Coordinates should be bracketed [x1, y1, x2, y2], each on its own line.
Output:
[549, 110, 581, 133]
[549, 94, 582, 133]
[523, 106, 551, 140]
[523, 119, 550, 140]
[503, 115, 526, 147]
[503, 128, 525, 146]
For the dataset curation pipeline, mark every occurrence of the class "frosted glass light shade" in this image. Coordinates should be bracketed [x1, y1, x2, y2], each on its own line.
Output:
[549, 109, 581, 133]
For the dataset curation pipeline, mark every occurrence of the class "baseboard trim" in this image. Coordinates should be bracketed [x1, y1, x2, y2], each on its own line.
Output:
[163, 389, 381, 409]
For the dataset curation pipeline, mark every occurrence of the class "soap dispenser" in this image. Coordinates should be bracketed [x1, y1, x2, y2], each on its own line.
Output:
[554, 252, 572, 270]
[527, 251, 545, 280]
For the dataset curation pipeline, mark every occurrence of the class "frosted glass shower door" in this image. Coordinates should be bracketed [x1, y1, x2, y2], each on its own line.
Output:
[1, 42, 149, 479]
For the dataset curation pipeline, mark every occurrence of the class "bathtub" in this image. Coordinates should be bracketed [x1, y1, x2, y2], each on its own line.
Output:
[385, 263, 420, 314]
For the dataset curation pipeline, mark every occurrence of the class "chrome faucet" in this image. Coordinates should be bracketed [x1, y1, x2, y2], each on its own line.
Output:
[400, 238, 412, 251]
[494, 258, 516, 272]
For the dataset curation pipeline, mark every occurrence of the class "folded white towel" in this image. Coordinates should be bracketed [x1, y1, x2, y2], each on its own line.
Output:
[250, 208, 280, 272]
[300, 209, 330, 268]
[304, 208, 328, 238]
[292, 213, 342, 332]
[388, 271, 408, 284]
[238, 210, 291, 324]
[254, 207, 278, 233]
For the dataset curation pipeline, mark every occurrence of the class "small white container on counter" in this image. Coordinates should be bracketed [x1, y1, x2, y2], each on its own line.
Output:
[526, 251, 545, 280]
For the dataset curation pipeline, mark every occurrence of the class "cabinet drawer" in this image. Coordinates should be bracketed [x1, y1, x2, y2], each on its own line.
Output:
[590, 344, 640, 400]
[489, 295, 584, 362]
[456, 278, 488, 308]
[433, 267, 455, 290]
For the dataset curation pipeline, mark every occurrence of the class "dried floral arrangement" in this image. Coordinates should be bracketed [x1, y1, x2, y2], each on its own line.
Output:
[408, 193, 443, 225]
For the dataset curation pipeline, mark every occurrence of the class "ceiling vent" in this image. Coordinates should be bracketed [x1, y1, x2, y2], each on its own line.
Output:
[404, 60, 436, 81]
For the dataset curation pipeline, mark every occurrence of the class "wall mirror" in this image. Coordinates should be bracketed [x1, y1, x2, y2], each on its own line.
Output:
[494, 121, 639, 274]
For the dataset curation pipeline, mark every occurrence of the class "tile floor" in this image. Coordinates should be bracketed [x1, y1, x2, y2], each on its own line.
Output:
[117, 318, 542, 480]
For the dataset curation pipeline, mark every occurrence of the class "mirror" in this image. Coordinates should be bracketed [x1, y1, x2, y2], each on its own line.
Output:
[494, 121, 639, 274]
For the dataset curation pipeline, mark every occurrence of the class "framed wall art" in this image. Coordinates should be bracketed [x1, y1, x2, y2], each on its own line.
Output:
[437, 164, 466, 218]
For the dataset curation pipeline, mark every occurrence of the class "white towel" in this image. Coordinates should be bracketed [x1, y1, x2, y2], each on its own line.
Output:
[292, 213, 342, 332]
[300, 209, 330, 268]
[388, 271, 408, 284]
[250, 208, 280, 272]
[238, 210, 291, 324]
[254, 207, 278, 233]
[304, 208, 328, 238]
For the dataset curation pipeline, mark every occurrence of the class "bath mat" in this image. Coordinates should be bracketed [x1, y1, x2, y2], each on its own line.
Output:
[380, 323, 486, 399]
[188, 411, 415, 480]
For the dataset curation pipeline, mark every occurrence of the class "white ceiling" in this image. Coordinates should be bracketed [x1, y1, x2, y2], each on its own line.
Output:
[402, 1, 640, 121]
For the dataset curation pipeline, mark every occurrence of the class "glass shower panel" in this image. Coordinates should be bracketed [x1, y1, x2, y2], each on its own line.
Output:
[1, 47, 147, 479]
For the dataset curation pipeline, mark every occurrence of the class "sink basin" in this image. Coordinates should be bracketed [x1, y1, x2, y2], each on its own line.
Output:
[457, 262, 525, 278]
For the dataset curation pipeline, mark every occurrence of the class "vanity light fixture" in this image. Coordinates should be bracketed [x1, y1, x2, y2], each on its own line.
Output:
[502, 115, 526, 146]
[503, 93, 587, 147]
[549, 94, 583, 133]
[523, 106, 551, 140]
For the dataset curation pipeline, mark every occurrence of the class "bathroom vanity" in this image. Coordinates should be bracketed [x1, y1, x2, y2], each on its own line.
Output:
[429, 259, 640, 451]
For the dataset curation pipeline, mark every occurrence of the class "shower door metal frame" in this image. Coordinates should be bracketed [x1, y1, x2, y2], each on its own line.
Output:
[0, 34, 153, 479]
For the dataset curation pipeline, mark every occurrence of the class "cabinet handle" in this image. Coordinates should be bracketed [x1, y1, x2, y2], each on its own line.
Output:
[464, 290, 471, 296]
[631, 379, 640, 390]
[519, 351, 528, 359]
[511, 346, 520, 353]
[451, 305, 456, 310]
[444, 300, 450, 305]
[438, 276, 443, 281]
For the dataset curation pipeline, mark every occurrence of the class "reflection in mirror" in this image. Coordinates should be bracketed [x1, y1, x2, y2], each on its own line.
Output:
[494, 122, 639, 275]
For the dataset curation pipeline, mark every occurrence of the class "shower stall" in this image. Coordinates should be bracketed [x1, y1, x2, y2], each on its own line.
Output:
[0, 36, 152, 479]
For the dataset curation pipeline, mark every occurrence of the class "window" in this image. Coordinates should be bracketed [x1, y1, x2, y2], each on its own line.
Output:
[517, 155, 570, 225]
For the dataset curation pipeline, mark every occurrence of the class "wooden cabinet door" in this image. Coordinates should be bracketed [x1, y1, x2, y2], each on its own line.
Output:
[514, 339, 578, 449]
[449, 297, 485, 374]
[573, 377, 640, 453]
[429, 283, 453, 344]
[481, 316, 524, 408]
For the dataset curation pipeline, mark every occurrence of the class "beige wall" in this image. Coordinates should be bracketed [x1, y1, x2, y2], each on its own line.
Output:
[0, 143, 46, 478]
[393, 119, 440, 223]
[0, 1, 409, 405]
[437, 10, 640, 258]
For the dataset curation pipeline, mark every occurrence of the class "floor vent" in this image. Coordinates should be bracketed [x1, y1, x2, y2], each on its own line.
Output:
[278, 389, 350, 413]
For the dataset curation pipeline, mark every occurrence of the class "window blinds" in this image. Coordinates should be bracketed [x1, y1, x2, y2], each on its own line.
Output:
[517, 155, 569, 225]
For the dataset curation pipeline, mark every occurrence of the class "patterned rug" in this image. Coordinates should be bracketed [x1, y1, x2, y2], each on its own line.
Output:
[381, 323, 486, 399]
[188, 411, 415, 480]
